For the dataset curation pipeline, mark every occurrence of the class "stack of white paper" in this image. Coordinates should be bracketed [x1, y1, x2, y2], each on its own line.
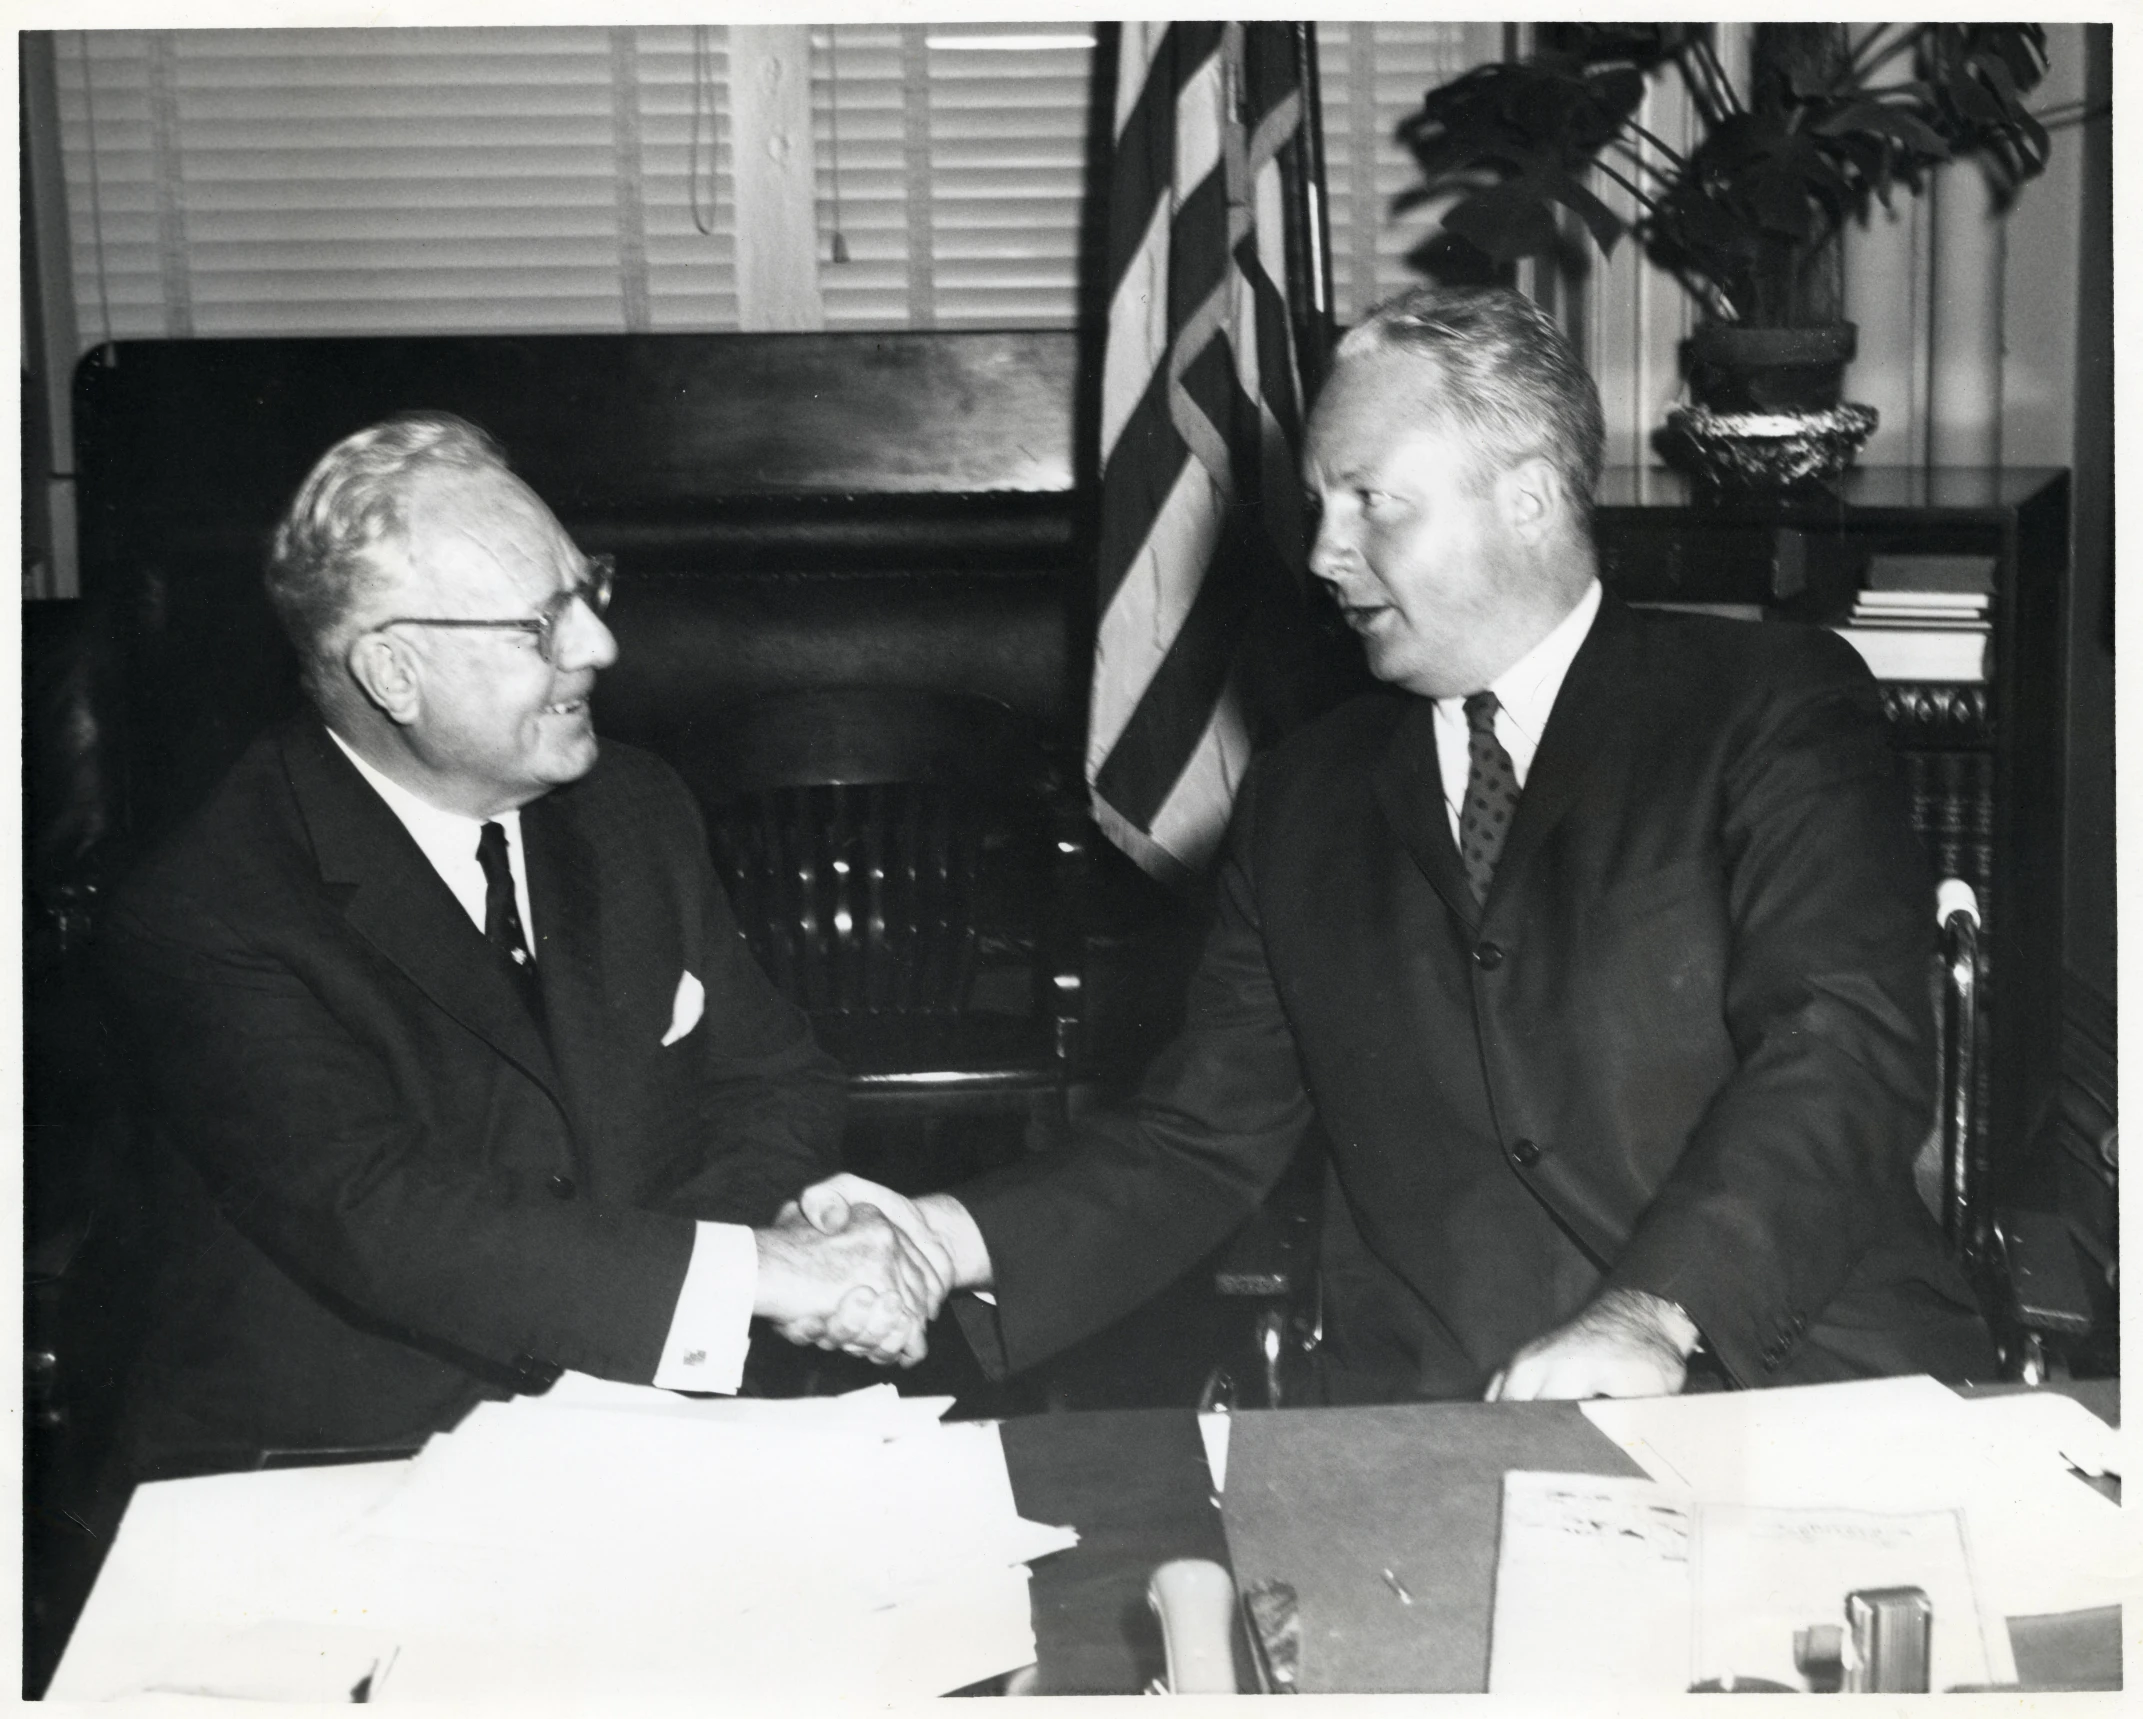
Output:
[1581, 1378, 2134, 1620]
[50, 1381, 1078, 1705]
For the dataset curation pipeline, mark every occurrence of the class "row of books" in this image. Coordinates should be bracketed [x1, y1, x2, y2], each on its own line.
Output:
[1828, 554, 1994, 684]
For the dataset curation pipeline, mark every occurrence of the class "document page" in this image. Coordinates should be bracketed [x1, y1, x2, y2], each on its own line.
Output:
[1486, 1472, 1692, 1695]
[1691, 1501, 2009, 1691]
[1488, 1475, 2015, 1693]
[49, 1387, 1077, 1704]
[1582, 1377, 2134, 1618]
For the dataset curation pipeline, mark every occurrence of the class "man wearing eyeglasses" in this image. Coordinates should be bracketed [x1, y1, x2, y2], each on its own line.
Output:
[103, 412, 939, 1472]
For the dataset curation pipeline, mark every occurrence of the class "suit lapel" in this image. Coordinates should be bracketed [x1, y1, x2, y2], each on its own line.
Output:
[1485, 594, 1635, 912]
[1369, 697, 1480, 933]
[521, 785, 611, 1152]
[283, 719, 565, 1103]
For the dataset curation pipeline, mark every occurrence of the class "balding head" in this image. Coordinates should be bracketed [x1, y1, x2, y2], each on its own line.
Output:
[266, 411, 511, 707]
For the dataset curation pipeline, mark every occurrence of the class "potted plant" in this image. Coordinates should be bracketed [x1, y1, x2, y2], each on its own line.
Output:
[1395, 24, 2058, 483]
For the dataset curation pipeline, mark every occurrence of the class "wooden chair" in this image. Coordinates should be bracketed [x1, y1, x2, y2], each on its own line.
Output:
[1921, 881, 2109, 1382]
[684, 687, 1088, 1167]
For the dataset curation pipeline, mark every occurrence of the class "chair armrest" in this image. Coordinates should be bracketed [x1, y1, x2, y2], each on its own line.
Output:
[1994, 1208, 2096, 1338]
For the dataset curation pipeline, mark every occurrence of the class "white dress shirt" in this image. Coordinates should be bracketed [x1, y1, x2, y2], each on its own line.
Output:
[1431, 578, 1603, 845]
[327, 728, 756, 1393]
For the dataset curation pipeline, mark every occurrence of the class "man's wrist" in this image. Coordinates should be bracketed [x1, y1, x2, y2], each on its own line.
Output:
[1622, 1288, 1701, 1357]
[913, 1193, 993, 1292]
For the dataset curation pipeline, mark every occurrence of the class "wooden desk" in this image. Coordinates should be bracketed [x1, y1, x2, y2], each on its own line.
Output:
[34, 1389, 2119, 1700]
[1001, 1382, 2121, 1695]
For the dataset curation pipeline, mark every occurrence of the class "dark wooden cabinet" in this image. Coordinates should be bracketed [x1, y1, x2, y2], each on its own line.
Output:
[1592, 467, 2072, 1195]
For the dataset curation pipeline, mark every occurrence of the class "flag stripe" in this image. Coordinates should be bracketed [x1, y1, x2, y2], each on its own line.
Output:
[1094, 359, 1186, 617]
[1090, 459, 1219, 766]
[1112, 20, 1164, 138]
[1092, 518, 1250, 827]
[1101, 193, 1170, 462]
[1145, 695, 1252, 873]
[1103, 39, 1172, 306]
[1088, 21, 1315, 878]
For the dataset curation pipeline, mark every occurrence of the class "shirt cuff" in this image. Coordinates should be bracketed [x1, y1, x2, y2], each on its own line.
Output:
[649, 1221, 757, 1393]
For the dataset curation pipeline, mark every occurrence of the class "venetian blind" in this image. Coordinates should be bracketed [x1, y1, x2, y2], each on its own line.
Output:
[52, 24, 1091, 345]
[805, 23, 1096, 329]
[54, 24, 1483, 345]
[53, 28, 688, 341]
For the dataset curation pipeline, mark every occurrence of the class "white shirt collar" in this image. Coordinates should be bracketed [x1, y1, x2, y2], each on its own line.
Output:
[1461, 577, 1601, 754]
[324, 726, 531, 939]
[1431, 578, 1603, 831]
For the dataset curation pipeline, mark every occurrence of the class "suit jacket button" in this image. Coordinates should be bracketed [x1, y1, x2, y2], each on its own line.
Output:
[1510, 1137, 1541, 1167]
[1474, 941, 1505, 971]
[547, 1174, 577, 1201]
[512, 1353, 563, 1392]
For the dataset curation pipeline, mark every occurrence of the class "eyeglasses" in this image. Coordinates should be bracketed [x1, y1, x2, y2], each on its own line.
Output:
[377, 555, 615, 665]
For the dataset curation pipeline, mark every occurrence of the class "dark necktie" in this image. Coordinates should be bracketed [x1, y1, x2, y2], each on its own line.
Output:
[476, 820, 547, 1031]
[1460, 691, 1520, 904]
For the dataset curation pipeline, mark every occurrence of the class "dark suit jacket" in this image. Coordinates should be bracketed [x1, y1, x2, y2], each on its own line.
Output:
[961, 598, 1994, 1398]
[103, 718, 844, 1461]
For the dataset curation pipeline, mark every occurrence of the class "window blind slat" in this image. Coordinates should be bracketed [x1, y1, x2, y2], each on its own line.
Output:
[55, 24, 1480, 344]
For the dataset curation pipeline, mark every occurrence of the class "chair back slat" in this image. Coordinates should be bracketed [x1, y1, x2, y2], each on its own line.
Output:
[699, 690, 1047, 1036]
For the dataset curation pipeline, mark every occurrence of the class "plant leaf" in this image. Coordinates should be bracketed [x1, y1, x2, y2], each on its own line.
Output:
[1442, 186, 1565, 264]
[1540, 169, 1626, 254]
[1811, 99, 1950, 158]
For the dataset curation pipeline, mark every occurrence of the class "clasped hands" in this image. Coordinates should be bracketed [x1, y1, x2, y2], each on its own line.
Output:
[753, 1175, 980, 1367]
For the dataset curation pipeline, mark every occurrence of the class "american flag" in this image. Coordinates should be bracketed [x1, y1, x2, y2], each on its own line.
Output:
[1087, 22, 1324, 882]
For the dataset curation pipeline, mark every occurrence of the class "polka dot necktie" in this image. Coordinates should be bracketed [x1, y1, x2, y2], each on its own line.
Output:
[1460, 691, 1520, 904]
[477, 820, 548, 1034]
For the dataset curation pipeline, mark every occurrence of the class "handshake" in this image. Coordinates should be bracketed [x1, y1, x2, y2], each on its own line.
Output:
[751, 1175, 993, 1367]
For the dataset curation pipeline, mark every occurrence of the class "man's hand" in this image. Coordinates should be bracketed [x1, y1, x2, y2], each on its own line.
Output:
[1484, 1288, 1701, 1401]
[783, 1173, 995, 1308]
[752, 1204, 941, 1367]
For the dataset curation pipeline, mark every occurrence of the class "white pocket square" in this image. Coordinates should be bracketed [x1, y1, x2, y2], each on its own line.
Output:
[662, 970, 705, 1046]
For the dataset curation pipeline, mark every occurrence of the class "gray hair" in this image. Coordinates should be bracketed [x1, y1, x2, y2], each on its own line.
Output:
[266, 410, 509, 692]
[1336, 285, 1605, 532]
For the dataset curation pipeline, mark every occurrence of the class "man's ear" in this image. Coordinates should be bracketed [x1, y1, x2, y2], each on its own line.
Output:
[346, 630, 422, 726]
[1498, 455, 1563, 546]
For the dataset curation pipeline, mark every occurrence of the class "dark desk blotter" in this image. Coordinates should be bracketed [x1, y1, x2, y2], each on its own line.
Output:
[1221, 1401, 1645, 1693]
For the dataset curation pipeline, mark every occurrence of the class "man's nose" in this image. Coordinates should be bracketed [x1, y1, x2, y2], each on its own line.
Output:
[555, 597, 619, 672]
[1306, 509, 1352, 584]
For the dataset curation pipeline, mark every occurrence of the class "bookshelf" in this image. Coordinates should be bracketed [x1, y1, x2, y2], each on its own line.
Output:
[1592, 467, 2071, 1197]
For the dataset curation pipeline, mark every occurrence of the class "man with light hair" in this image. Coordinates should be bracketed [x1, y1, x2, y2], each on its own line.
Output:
[106, 411, 936, 1469]
[810, 284, 1995, 1402]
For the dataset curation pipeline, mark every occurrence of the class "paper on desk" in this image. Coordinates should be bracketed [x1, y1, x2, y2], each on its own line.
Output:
[1691, 1501, 2009, 1691]
[382, 1405, 1076, 1597]
[131, 1621, 401, 1703]
[362, 1564, 1039, 1703]
[1487, 1472, 1693, 1695]
[1582, 1378, 2136, 1617]
[45, 1461, 414, 1702]
[50, 1395, 1075, 1703]
[1488, 1474, 2014, 1693]
[1198, 1410, 1231, 1493]
[541, 1370, 958, 1432]
[1950, 1388, 2122, 1476]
